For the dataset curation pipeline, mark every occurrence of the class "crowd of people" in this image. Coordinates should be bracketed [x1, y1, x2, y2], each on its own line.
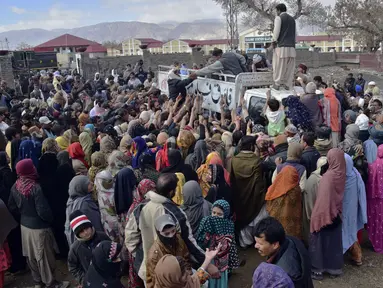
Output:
[0, 52, 383, 288]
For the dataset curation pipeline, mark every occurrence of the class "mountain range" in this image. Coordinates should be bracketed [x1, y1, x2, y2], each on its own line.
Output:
[0, 19, 231, 49]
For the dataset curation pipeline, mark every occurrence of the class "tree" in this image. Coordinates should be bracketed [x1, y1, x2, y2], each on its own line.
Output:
[213, 0, 328, 32]
[327, 0, 383, 49]
[16, 42, 33, 51]
[102, 41, 122, 50]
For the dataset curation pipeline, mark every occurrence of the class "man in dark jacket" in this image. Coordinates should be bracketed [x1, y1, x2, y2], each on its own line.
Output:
[167, 69, 197, 101]
[300, 132, 320, 178]
[254, 217, 314, 288]
[67, 210, 110, 286]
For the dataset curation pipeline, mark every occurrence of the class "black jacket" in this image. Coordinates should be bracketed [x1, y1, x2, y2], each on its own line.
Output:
[68, 231, 110, 285]
[301, 147, 321, 178]
[168, 78, 194, 101]
[8, 184, 53, 229]
[271, 236, 314, 288]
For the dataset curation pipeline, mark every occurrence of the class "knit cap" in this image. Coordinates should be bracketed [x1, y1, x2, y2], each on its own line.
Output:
[69, 210, 92, 237]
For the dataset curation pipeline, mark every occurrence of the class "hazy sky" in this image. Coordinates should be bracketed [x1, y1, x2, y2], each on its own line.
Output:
[1, 0, 335, 32]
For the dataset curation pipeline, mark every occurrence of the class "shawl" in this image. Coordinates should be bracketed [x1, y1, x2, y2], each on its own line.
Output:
[156, 137, 177, 171]
[0, 198, 17, 245]
[323, 88, 341, 132]
[131, 137, 148, 169]
[119, 134, 133, 154]
[310, 148, 346, 233]
[368, 144, 383, 199]
[338, 124, 361, 153]
[172, 173, 186, 205]
[15, 159, 38, 197]
[185, 140, 209, 171]
[181, 180, 212, 236]
[363, 139, 378, 164]
[154, 255, 200, 288]
[206, 164, 232, 205]
[68, 143, 89, 169]
[177, 130, 195, 159]
[78, 112, 89, 127]
[266, 166, 302, 239]
[100, 135, 117, 156]
[88, 151, 107, 182]
[56, 129, 72, 150]
[127, 179, 156, 216]
[107, 150, 129, 177]
[161, 149, 198, 182]
[230, 152, 266, 230]
[57, 150, 71, 166]
[284, 95, 313, 130]
[42, 138, 59, 154]
[79, 131, 93, 165]
[196, 200, 239, 272]
[197, 152, 231, 198]
[342, 154, 367, 253]
[52, 91, 66, 108]
[252, 263, 294, 288]
[114, 168, 137, 215]
[157, 132, 169, 146]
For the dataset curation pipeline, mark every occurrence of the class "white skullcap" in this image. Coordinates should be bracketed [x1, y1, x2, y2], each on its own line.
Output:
[368, 81, 376, 86]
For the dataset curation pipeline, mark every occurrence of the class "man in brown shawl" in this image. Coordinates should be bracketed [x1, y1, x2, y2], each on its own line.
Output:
[231, 136, 266, 230]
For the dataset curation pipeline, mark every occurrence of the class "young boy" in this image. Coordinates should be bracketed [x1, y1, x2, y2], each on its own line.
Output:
[263, 90, 286, 136]
[67, 210, 110, 286]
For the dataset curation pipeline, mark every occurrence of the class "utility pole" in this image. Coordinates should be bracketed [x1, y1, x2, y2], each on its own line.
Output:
[225, 0, 239, 51]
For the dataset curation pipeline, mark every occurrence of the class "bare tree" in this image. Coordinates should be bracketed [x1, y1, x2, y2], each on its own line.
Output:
[15, 42, 33, 51]
[327, 0, 383, 49]
[213, 0, 328, 32]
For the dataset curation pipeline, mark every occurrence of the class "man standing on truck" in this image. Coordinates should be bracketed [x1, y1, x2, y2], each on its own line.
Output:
[271, 3, 296, 90]
[195, 48, 247, 76]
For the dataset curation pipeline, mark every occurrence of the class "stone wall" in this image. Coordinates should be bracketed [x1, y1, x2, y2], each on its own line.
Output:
[0, 55, 15, 88]
[295, 50, 336, 68]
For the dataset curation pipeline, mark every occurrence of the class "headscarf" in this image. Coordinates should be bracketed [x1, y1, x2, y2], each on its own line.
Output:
[207, 164, 232, 204]
[284, 95, 313, 130]
[266, 166, 299, 200]
[88, 152, 107, 183]
[154, 255, 200, 288]
[108, 150, 129, 177]
[100, 135, 117, 156]
[114, 168, 137, 215]
[157, 132, 169, 146]
[364, 139, 378, 164]
[18, 139, 42, 168]
[78, 112, 89, 128]
[15, 159, 38, 197]
[182, 180, 212, 236]
[310, 148, 346, 233]
[85, 124, 95, 135]
[324, 88, 341, 132]
[0, 198, 17, 245]
[342, 154, 367, 253]
[139, 111, 151, 124]
[119, 134, 133, 154]
[222, 131, 235, 156]
[128, 179, 156, 216]
[56, 129, 72, 150]
[196, 199, 239, 272]
[177, 130, 195, 159]
[286, 142, 303, 161]
[252, 263, 294, 288]
[42, 138, 59, 154]
[256, 133, 274, 159]
[185, 140, 209, 170]
[172, 173, 186, 205]
[197, 152, 230, 197]
[338, 124, 361, 153]
[156, 136, 177, 171]
[79, 131, 93, 165]
[68, 142, 89, 169]
[57, 150, 71, 166]
[131, 136, 148, 169]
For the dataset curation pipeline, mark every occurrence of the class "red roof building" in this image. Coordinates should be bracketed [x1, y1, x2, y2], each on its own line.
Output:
[85, 44, 107, 53]
[34, 34, 100, 52]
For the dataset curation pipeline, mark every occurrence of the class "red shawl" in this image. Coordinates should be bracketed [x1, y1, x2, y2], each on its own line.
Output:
[68, 142, 89, 169]
[16, 159, 38, 197]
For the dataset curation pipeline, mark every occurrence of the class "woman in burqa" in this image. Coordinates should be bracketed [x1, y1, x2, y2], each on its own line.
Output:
[161, 149, 198, 182]
[54, 151, 75, 256]
[38, 139, 70, 257]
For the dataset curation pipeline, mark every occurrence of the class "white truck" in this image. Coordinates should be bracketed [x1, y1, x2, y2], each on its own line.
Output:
[157, 65, 299, 114]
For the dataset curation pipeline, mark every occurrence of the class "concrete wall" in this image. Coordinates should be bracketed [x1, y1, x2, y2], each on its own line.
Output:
[80, 48, 206, 79]
[0, 55, 15, 88]
[295, 50, 336, 68]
